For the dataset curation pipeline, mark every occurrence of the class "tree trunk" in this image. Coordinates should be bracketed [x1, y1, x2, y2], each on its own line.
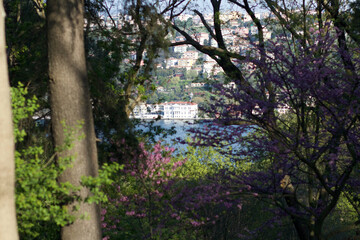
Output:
[47, 0, 101, 239]
[0, 1, 19, 239]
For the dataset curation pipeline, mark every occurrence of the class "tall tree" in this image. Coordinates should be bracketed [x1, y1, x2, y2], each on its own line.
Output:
[47, 0, 101, 239]
[169, 0, 360, 238]
[0, 0, 19, 239]
[84, 0, 184, 157]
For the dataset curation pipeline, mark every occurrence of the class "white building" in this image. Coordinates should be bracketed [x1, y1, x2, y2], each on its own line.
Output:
[177, 58, 195, 70]
[165, 57, 178, 68]
[190, 82, 206, 88]
[132, 104, 164, 119]
[183, 50, 199, 59]
[173, 45, 187, 53]
[131, 102, 198, 119]
[163, 102, 198, 119]
[223, 82, 236, 89]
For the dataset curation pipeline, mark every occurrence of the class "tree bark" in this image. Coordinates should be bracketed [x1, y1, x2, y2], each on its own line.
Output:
[0, 1, 19, 239]
[47, 0, 101, 239]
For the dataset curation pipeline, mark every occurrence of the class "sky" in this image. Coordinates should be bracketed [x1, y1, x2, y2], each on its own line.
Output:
[106, 0, 268, 17]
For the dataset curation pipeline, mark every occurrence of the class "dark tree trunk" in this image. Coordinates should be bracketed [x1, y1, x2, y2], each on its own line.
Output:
[47, 0, 101, 239]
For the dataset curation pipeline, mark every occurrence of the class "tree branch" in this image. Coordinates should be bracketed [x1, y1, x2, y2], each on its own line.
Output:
[193, 9, 217, 40]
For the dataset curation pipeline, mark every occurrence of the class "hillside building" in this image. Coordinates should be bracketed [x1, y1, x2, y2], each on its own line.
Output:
[163, 102, 198, 119]
[132, 102, 198, 119]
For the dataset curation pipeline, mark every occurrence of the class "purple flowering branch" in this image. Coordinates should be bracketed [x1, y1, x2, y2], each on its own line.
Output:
[186, 25, 360, 239]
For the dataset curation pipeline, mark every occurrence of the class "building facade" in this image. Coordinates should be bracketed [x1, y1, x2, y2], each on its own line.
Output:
[132, 102, 198, 119]
[163, 102, 198, 119]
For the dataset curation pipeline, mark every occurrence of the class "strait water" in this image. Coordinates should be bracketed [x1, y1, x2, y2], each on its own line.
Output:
[135, 119, 246, 154]
[135, 119, 199, 150]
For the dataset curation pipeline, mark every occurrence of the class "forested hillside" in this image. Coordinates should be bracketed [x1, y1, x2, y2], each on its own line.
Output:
[1, 0, 360, 239]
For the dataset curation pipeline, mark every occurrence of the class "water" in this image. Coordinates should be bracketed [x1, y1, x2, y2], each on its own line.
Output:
[135, 119, 247, 154]
[135, 119, 199, 150]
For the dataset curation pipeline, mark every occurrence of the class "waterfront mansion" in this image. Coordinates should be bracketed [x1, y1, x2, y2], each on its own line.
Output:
[132, 102, 198, 119]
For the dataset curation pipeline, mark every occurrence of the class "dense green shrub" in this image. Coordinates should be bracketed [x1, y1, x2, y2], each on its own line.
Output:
[12, 84, 121, 239]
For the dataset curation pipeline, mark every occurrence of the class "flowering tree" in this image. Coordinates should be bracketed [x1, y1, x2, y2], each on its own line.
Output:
[101, 140, 189, 239]
[101, 138, 257, 239]
[97, 1, 360, 238]
[190, 27, 360, 239]
[165, 0, 360, 237]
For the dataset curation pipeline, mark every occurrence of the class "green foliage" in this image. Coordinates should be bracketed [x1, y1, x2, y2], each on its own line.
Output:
[12, 84, 76, 239]
[15, 151, 78, 239]
[174, 140, 251, 179]
[81, 162, 123, 204]
[175, 146, 227, 179]
[12, 84, 120, 239]
[11, 83, 39, 143]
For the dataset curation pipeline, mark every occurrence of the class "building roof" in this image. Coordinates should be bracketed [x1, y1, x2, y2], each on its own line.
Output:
[163, 101, 197, 105]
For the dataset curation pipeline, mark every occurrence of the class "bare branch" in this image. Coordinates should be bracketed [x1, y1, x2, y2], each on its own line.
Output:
[32, 0, 45, 19]
[193, 9, 217, 40]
